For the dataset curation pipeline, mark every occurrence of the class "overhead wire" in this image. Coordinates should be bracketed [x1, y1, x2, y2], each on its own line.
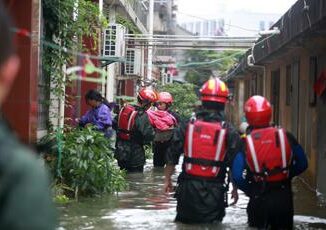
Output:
[12, 27, 246, 69]
[175, 10, 260, 33]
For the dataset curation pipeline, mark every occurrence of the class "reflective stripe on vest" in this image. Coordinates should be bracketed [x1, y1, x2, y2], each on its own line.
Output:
[128, 111, 138, 131]
[246, 134, 260, 173]
[278, 129, 287, 170]
[212, 128, 226, 174]
[186, 123, 195, 171]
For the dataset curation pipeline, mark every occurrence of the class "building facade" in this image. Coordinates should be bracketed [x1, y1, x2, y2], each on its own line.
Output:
[226, 0, 326, 195]
[3, 0, 41, 144]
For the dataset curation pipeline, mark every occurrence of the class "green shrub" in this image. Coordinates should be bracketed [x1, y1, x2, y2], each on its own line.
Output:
[40, 126, 127, 199]
[158, 83, 199, 120]
[61, 126, 127, 198]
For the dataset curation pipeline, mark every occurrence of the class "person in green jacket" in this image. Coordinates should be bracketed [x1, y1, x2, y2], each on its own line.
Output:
[114, 88, 157, 172]
[0, 4, 57, 229]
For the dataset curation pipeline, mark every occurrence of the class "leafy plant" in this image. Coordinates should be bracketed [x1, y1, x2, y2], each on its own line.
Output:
[60, 126, 127, 198]
[158, 82, 199, 120]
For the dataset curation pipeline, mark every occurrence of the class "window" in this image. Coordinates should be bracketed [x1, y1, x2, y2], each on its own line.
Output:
[286, 65, 291, 106]
[125, 50, 135, 74]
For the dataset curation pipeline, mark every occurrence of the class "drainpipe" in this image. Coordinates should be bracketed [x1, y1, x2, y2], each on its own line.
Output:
[247, 53, 266, 95]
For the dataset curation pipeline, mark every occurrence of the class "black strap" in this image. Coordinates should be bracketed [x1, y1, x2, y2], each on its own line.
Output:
[184, 156, 225, 167]
[253, 166, 289, 177]
[118, 128, 132, 133]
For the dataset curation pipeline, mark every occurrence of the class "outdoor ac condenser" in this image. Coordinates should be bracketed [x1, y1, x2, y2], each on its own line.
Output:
[125, 48, 142, 76]
[103, 24, 126, 57]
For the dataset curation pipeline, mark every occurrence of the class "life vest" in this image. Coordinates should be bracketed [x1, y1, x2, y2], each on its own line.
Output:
[184, 120, 227, 178]
[245, 127, 292, 182]
[117, 105, 138, 140]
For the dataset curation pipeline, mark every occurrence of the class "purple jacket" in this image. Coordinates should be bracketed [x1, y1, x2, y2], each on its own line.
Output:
[79, 103, 113, 137]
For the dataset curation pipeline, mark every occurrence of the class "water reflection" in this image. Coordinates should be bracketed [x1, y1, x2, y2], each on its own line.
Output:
[58, 160, 326, 229]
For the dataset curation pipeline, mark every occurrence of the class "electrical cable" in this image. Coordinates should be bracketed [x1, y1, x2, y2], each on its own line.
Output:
[12, 27, 245, 69]
[176, 10, 260, 33]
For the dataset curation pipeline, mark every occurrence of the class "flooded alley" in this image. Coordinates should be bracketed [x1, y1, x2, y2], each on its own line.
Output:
[58, 160, 326, 230]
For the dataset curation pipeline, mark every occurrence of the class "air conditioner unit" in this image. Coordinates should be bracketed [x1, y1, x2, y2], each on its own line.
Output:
[103, 24, 126, 57]
[125, 48, 141, 75]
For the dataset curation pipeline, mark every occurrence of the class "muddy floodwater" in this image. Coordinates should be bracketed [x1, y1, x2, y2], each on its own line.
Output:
[58, 160, 326, 230]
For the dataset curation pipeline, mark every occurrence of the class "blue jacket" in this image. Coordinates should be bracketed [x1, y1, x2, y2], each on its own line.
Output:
[232, 131, 308, 195]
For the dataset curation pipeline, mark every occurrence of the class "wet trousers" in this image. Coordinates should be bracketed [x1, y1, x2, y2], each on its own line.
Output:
[153, 141, 170, 167]
[247, 181, 293, 230]
[175, 178, 226, 224]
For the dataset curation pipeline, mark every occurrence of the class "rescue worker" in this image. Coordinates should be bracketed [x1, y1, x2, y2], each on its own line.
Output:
[232, 95, 308, 229]
[152, 92, 178, 167]
[78, 89, 113, 138]
[0, 4, 56, 228]
[164, 78, 241, 224]
[114, 88, 157, 172]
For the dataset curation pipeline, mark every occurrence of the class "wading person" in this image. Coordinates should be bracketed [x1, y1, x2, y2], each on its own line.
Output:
[164, 78, 241, 224]
[232, 95, 308, 229]
[78, 89, 113, 138]
[0, 3, 56, 229]
[114, 88, 157, 172]
[148, 92, 178, 167]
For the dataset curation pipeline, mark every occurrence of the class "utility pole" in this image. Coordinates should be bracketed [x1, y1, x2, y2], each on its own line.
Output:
[99, 0, 103, 16]
[147, 0, 154, 81]
[106, 6, 117, 102]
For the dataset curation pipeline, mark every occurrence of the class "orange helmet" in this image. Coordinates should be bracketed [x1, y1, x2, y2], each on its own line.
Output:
[200, 78, 229, 104]
[138, 88, 158, 104]
[244, 95, 272, 127]
[158, 92, 173, 104]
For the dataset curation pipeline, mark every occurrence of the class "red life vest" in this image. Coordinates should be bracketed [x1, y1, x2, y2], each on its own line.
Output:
[117, 105, 138, 140]
[184, 120, 227, 178]
[245, 127, 292, 182]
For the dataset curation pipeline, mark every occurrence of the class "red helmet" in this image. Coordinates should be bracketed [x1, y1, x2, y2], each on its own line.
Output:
[244, 95, 272, 127]
[200, 78, 229, 104]
[158, 92, 173, 104]
[138, 88, 158, 104]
